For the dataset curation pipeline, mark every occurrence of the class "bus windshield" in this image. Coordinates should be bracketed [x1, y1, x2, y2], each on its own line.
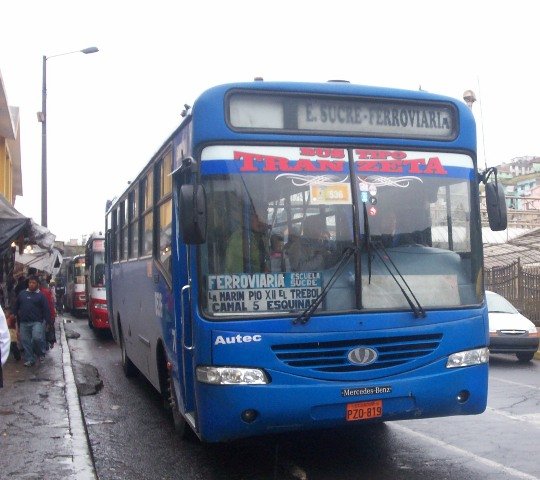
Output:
[200, 146, 481, 318]
[74, 263, 86, 285]
[92, 252, 106, 287]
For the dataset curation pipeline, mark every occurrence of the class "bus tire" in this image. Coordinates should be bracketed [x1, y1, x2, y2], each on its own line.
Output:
[168, 371, 187, 437]
[156, 345, 171, 412]
[119, 323, 137, 377]
[516, 352, 534, 362]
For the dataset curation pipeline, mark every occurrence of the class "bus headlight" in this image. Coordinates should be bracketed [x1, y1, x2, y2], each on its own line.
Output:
[196, 366, 269, 385]
[446, 347, 489, 368]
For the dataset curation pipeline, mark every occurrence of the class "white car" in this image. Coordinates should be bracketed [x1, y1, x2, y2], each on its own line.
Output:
[487, 290, 539, 362]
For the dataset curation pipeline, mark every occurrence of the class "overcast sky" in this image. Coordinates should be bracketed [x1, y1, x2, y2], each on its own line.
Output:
[1, 1, 538, 242]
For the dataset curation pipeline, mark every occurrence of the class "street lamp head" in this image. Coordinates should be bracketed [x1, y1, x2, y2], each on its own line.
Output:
[463, 89, 477, 109]
[81, 47, 99, 54]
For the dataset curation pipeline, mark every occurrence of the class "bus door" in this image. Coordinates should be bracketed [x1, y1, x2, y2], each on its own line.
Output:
[105, 230, 116, 339]
[173, 172, 198, 422]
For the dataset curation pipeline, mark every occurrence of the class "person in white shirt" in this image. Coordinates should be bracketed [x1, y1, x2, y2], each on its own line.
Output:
[0, 305, 11, 387]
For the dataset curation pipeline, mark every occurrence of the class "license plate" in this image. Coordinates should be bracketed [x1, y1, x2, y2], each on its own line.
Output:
[346, 400, 382, 421]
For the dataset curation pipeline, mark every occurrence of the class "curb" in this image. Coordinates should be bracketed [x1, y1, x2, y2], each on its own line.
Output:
[59, 318, 98, 480]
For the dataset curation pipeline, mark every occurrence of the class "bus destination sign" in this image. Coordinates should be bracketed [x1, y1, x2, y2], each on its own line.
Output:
[207, 272, 322, 314]
[297, 99, 454, 139]
[229, 93, 456, 140]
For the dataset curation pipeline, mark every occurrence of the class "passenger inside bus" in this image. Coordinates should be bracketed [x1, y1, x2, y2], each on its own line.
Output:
[94, 264, 105, 287]
[379, 210, 401, 248]
[269, 233, 287, 272]
[375, 204, 430, 248]
[287, 215, 335, 272]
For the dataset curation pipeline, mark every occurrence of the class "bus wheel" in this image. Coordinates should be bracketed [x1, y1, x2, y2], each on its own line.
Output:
[168, 371, 187, 437]
[119, 324, 137, 377]
[516, 352, 534, 362]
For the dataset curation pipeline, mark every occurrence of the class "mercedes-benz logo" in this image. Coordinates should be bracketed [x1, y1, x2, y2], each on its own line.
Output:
[348, 347, 378, 365]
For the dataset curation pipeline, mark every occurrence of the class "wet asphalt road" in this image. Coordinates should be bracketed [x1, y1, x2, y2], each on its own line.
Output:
[65, 314, 540, 480]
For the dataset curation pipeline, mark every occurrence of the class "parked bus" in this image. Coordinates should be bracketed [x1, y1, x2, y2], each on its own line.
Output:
[105, 81, 507, 443]
[66, 255, 87, 316]
[85, 233, 109, 330]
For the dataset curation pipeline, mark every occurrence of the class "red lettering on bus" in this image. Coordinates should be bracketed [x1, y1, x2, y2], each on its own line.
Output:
[356, 161, 383, 173]
[234, 150, 346, 173]
[234, 151, 264, 171]
[299, 147, 316, 156]
[355, 149, 407, 160]
[401, 159, 425, 173]
[379, 161, 403, 173]
[299, 147, 345, 159]
[424, 157, 448, 175]
[356, 157, 448, 175]
[316, 160, 345, 171]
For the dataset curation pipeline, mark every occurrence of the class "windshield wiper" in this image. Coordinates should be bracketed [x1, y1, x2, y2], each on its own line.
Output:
[293, 246, 356, 326]
[363, 203, 372, 284]
[361, 203, 425, 318]
[371, 241, 426, 319]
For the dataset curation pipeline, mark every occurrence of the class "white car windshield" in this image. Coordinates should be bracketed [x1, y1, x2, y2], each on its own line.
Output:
[486, 292, 518, 314]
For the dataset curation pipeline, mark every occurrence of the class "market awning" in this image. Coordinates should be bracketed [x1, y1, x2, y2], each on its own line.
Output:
[0, 194, 55, 255]
[15, 247, 63, 275]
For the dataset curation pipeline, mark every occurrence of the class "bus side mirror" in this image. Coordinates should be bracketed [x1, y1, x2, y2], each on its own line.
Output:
[179, 184, 207, 244]
[485, 182, 507, 231]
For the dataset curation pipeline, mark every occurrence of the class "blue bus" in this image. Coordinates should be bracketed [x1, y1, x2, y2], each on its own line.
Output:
[105, 81, 507, 442]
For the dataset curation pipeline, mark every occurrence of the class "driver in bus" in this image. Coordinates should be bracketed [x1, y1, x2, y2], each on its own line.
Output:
[380, 210, 401, 248]
[225, 205, 270, 273]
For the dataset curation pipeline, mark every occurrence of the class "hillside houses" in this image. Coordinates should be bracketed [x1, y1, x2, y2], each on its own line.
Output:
[495, 156, 540, 210]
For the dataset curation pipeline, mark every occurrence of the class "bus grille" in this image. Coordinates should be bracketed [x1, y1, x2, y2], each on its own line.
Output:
[271, 333, 443, 372]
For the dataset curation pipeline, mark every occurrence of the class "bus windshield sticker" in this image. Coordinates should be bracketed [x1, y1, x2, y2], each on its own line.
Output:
[353, 149, 474, 177]
[358, 175, 423, 189]
[202, 146, 348, 175]
[310, 182, 352, 205]
[201, 146, 473, 179]
[207, 272, 322, 314]
[354, 149, 448, 176]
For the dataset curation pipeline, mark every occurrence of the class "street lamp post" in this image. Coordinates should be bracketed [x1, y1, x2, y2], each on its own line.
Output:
[39, 46, 99, 228]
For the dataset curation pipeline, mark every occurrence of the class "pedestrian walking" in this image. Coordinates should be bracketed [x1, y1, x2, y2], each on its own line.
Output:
[0, 305, 10, 387]
[4, 307, 21, 361]
[13, 275, 51, 367]
[40, 279, 57, 349]
[13, 275, 26, 296]
[55, 281, 65, 314]
[49, 280, 56, 303]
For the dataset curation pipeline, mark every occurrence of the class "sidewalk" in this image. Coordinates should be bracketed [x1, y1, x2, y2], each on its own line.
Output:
[0, 317, 96, 480]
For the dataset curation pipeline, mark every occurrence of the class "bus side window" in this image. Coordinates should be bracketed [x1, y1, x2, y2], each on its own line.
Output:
[95, 264, 105, 286]
[157, 152, 173, 276]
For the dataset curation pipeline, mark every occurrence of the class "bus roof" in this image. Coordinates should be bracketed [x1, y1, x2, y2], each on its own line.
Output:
[106, 80, 475, 213]
[196, 80, 467, 106]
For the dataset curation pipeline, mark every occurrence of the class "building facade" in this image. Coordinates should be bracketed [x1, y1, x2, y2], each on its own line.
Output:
[0, 70, 21, 206]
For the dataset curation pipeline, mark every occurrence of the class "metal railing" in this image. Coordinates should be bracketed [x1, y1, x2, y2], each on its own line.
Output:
[480, 194, 540, 228]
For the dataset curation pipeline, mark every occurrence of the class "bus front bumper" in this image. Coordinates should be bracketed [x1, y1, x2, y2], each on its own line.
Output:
[193, 360, 488, 443]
